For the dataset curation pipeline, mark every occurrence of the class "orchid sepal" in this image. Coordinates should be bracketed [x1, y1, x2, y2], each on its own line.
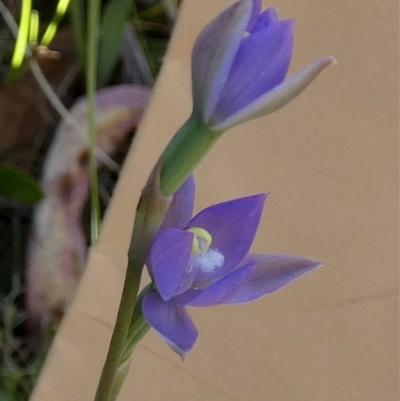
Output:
[211, 56, 337, 130]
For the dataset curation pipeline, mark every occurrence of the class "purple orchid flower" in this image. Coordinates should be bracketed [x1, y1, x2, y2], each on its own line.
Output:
[191, 0, 335, 131]
[142, 177, 321, 357]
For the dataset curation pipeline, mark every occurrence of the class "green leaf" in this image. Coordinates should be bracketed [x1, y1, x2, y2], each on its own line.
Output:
[0, 164, 43, 204]
[98, 0, 134, 86]
[69, 0, 86, 68]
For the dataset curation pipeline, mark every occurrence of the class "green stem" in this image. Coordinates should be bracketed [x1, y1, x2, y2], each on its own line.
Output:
[107, 287, 151, 399]
[120, 285, 151, 363]
[95, 199, 159, 401]
[86, 0, 101, 242]
[107, 321, 149, 399]
[94, 258, 142, 401]
[160, 113, 223, 196]
[107, 359, 131, 401]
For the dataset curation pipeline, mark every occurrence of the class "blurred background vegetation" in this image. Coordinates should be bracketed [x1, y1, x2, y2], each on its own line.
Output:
[0, 1, 180, 399]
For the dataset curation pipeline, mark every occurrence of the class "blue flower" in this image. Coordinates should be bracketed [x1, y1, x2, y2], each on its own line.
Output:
[142, 177, 321, 357]
[191, 0, 335, 130]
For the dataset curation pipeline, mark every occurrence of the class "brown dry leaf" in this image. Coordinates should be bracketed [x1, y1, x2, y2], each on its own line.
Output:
[25, 84, 151, 333]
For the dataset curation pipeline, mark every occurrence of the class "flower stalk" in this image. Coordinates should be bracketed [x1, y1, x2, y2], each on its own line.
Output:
[160, 113, 222, 196]
[86, 0, 102, 242]
[94, 179, 167, 401]
[94, 258, 143, 401]
[94, 115, 212, 399]
[94, 0, 335, 398]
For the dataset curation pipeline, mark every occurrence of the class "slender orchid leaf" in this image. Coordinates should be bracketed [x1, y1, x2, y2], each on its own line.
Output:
[98, 0, 134, 86]
[69, 0, 86, 66]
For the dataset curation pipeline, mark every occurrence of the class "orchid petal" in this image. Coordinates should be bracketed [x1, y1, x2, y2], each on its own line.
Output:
[142, 292, 198, 357]
[160, 174, 195, 230]
[175, 261, 256, 307]
[251, 7, 280, 32]
[246, 0, 262, 32]
[211, 20, 294, 126]
[212, 56, 336, 130]
[191, 0, 253, 121]
[188, 194, 267, 282]
[150, 229, 193, 301]
[226, 253, 322, 303]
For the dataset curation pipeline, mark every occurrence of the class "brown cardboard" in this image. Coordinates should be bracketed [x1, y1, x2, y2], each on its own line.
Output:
[30, 1, 399, 400]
